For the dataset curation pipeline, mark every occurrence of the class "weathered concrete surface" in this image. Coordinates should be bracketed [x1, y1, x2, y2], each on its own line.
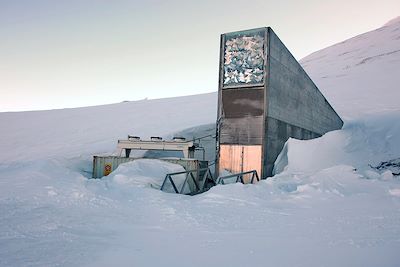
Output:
[267, 29, 343, 134]
[217, 27, 343, 178]
[263, 28, 343, 177]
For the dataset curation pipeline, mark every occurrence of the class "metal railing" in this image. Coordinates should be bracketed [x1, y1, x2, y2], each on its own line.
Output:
[217, 170, 260, 185]
[160, 168, 215, 195]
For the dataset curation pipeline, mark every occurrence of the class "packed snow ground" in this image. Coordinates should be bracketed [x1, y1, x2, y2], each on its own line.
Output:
[1, 18, 400, 267]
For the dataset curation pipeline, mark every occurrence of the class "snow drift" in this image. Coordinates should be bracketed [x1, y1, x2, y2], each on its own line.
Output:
[100, 159, 185, 192]
[274, 110, 400, 177]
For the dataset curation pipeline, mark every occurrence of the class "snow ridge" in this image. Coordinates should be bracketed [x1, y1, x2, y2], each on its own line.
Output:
[384, 16, 400, 26]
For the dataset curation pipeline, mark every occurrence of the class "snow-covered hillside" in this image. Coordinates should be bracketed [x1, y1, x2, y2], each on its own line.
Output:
[301, 16, 400, 119]
[0, 93, 216, 164]
[1, 18, 400, 267]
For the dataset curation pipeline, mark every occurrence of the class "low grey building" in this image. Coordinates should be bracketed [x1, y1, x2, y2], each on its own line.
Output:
[216, 27, 343, 178]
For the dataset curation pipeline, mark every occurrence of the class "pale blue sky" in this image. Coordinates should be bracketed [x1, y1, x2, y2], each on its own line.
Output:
[1, 0, 399, 111]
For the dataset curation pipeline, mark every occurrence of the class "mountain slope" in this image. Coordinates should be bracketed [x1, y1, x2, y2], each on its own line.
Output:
[301, 16, 400, 119]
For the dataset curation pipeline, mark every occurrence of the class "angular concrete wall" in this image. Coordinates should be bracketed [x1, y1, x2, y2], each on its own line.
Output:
[263, 28, 343, 176]
[216, 27, 343, 179]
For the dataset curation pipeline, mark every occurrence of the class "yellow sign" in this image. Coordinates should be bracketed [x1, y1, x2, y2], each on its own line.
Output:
[104, 163, 112, 176]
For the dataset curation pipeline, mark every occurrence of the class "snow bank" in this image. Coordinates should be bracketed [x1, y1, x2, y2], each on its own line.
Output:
[274, 110, 400, 177]
[99, 159, 186, 193]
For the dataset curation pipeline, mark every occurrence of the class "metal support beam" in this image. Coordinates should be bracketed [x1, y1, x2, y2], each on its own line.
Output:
[117, 139, 197, 159]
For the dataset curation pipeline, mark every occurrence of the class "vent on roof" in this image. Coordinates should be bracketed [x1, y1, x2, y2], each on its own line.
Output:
[172, 137, 186, 142]
[128, 135, 140, 141]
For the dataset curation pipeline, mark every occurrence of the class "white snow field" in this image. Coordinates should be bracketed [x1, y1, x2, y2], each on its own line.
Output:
[1, 17, 400, 267]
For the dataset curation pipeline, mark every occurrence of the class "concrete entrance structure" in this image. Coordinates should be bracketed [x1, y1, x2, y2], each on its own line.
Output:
[216, 27, 343, 178]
